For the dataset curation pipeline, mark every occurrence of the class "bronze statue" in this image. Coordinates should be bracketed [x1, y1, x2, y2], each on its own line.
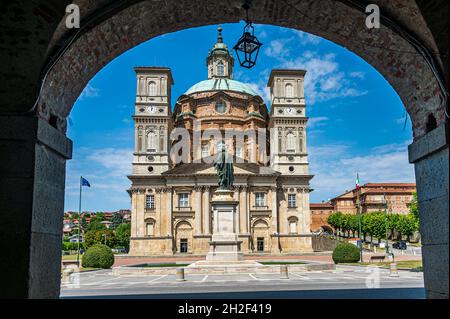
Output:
[213, 142, 234, 190]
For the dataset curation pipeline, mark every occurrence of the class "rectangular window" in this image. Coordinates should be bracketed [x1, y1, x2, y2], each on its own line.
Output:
[257, 237, 264, 252]
[178, 193, 189, 207]
[288, 194, 296, 208]
[255, 192, 266, 207]
[180, 239, 188, 253]
[146, 195, 155, 209]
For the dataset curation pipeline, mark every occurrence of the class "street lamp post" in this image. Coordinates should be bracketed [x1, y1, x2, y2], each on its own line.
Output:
[384, 194, 390, 256]
[357, 188, 363, 262]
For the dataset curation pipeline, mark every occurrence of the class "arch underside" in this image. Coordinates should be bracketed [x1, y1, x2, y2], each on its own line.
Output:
[12, 0, 442, 140]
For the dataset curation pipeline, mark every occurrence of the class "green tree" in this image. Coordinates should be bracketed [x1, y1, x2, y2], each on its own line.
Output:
[409, 192, 419, 220]
[327, 212, 343, 236]
[86, 221, 107, 232]
[386, 213, 399, 240]
[348, 214, 360, 238]
[84, 229, 116, 249]
[115, 223, 131, 250]
[110, 213, 124, 230]
[396, 214, 419, 241]
[80, 216, 88, 230]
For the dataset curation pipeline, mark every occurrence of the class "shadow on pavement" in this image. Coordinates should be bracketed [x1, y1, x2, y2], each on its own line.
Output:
[61, 287, 425, 299]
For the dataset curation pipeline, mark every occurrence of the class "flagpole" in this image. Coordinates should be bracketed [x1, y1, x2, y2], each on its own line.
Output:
[77, 176, 82, 267]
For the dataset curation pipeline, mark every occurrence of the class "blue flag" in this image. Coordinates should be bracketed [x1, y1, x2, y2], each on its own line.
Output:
[81, 177, 91, 187]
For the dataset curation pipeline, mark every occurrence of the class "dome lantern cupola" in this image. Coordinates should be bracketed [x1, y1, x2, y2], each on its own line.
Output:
[206, 26, 234, 79]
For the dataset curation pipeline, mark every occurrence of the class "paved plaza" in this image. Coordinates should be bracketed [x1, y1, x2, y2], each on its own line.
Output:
[61, 265, 425, 299]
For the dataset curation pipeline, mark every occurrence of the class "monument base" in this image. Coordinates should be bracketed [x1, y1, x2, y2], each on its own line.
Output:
[207, 189, 244, 262]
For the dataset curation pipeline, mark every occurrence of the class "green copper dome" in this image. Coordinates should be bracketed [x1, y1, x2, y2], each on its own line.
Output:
[185, 78, 259, 96]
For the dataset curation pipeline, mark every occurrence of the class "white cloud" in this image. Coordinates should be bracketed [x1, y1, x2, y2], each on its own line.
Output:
[280, 52, 367, 104]
[86, 148, 132, 176]
[65, 147, 133, 211]
[350, 71, 365, 79]
[308, 141, 415, 202]
[308, 117, 329, 128]
[264, 38, 292, 58]
[79, 83, 100, 100]
[262, 35, 368, 105]
[293, 30, 322, 45]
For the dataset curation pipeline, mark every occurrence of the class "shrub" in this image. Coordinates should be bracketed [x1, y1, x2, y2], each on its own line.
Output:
[81, 244, 114, 269]
[332, 243, 360, 264]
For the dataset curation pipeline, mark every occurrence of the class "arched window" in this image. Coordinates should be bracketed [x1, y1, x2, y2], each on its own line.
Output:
[147, 130, 157, 152]
[148, 81, 157, 96]
[286, 132, 296, 152]
[285, 83, 294, 97]
[217, 62, 225, 76]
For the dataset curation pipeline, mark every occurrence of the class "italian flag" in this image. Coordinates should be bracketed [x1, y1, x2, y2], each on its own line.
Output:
[355, 173, 360, 189]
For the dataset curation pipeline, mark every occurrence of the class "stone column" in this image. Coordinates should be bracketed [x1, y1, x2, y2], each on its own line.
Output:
[241, 186, 249, 233]
[166, 187, 173, 236]
[270, 187, 278, 233]
[194, 186, 203, 235]
[204, 186, 211, 234]
[234, 186, 241, 233]
[155, 187, 164, 236]
[271, 186, 280, 253]
[408, 123, 449, 299]
[0, 116, 72, 298]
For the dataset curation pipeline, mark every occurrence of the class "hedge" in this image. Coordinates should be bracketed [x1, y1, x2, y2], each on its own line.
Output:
[332, 243, 360, 264]
[81, 244, 114, 269]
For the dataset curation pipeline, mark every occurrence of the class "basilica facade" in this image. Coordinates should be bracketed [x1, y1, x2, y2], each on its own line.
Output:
[128, 28, 313, 256]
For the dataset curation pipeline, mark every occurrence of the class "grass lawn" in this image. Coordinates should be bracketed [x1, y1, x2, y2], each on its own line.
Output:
[62, 254, 80, 260]
[259, 261, 307, 265]
[343, 260, 422, 270]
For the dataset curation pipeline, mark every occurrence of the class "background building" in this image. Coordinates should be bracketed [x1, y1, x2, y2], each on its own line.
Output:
[310, 183, 416, 232]
[128, 28, 313, 256]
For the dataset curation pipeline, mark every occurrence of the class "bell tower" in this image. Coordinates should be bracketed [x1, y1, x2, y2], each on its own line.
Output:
[133, 67, 174, 175]
[268, 69, 309, 175]
[206, 26, 234, 79]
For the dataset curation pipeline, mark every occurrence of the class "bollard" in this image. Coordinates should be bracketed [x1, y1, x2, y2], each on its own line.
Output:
[176, 267, 186, 281]
[280, 265, 289, 279]
[62, 268, 74, 284]
[389, 262, 399, 277]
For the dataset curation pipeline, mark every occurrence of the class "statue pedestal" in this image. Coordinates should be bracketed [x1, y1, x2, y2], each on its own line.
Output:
[187, 189, 262, 269]
[205, 189, 244, 262]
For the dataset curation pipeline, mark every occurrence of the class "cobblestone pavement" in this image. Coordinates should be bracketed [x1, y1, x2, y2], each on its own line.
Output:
[60, 265, 424, 299]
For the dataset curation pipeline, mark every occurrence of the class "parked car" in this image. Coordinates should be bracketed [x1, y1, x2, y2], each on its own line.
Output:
[393, 241, 407, 250]
[112, 248, 127, 254]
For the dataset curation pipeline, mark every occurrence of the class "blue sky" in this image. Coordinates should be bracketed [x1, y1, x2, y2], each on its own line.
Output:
[65, 22, 415, 212]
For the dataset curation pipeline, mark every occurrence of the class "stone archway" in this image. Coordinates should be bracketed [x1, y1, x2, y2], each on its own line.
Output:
[0, 0, 448, 298]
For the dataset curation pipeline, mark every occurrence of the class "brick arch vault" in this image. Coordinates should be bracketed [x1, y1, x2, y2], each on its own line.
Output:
[0, 0, 448, 298]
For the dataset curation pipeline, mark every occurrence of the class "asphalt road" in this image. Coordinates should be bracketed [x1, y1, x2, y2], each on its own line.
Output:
[60, 265, 424, 299]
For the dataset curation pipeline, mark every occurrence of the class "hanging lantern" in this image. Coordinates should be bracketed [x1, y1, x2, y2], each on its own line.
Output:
[233, 4, 263, 69]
